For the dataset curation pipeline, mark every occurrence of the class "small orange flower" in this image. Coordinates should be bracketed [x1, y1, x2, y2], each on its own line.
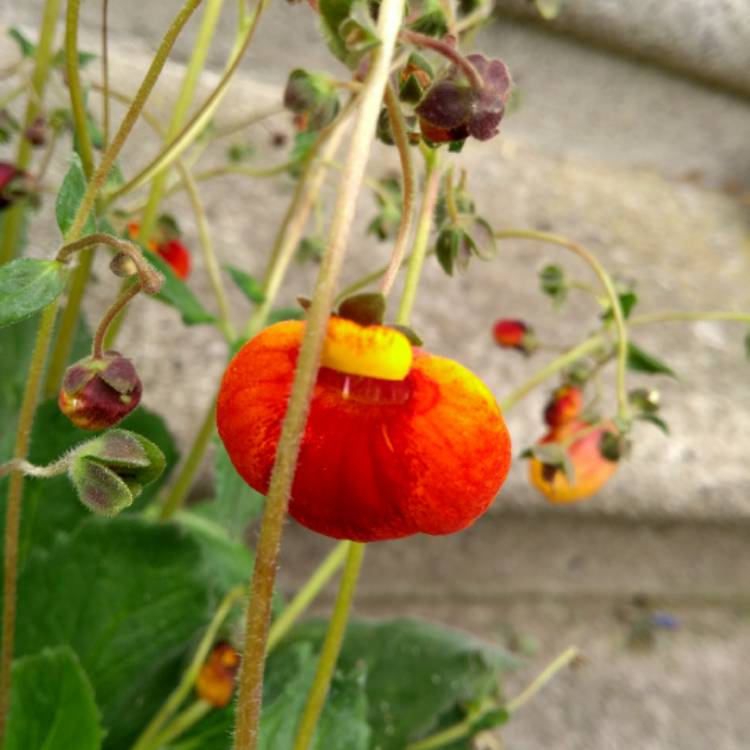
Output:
[196, 642, 240, 708]
[543, 385, 584, 428]
[529, 417, 618, 504]
[217, 318, 512, 542]
[492, 318, 537, 354]
[127, 222, 191, 280]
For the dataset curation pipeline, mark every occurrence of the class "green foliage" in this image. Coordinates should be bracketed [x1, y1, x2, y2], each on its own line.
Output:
[275, 618, 515, 750]
[626, 342, 677, 378]
[602, 290, 638, 321]
[145, 249, 217, 325]
[7, 28, 35, 57]
[225, 264, 265, 304]
[319, 0, 378, 66]
[56, 153, 95, 236]
[5, 647, 103, 750]
[539, 264, 567, 305]
[338, 292, 386, 326]
[0, 259, 67, 328]
[15, 516, 250, 749]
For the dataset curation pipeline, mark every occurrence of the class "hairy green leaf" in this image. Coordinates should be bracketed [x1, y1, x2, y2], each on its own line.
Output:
[0, 259, 67, 328]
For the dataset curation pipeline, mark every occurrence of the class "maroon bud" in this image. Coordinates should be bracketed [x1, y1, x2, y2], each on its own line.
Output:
[24, 116, 47, 147]
[59, 351, 142, 431]
[416, 53, 512, 143]
[0, 162, 34, 210]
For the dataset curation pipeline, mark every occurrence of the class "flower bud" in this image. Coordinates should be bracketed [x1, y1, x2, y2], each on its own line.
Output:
[543, 385, 584, 427]
[59, 352, 142, 431]
[196, 642, 241, 708]
[24, 115, 47, 147]
[68, 429, 166, 516]
[493, 319, 537, 354]
[283, 69, 340, 131]
[0, 162, 34, 210]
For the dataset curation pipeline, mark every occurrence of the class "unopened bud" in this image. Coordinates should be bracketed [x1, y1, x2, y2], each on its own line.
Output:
[109, 252, 138, 278]
[544, 385, 584, 427]
[59, 352, 142, 430]
[493, 319, 538, 355]
[196, 642, 241, 707]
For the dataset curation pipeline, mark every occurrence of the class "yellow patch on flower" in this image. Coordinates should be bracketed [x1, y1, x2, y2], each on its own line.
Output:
[321, 316, 412, 381]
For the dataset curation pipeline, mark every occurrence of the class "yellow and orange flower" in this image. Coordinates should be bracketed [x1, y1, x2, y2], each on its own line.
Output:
[217, 317, 512, 542]
[529, 387, 618, 503]
[195, 642, 240, 708]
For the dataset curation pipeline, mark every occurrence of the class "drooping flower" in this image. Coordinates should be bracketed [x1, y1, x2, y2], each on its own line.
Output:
[59, 351, 142, 431]
[492, 318, 537, 354]
[196, 642, 240, 708]
[217, 318, 512, 542]
[529, 387, 617, 503]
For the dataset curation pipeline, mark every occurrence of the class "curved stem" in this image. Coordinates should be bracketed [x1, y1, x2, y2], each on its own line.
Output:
[232, 0, 405, 743]
[400, 30, 482, 89]
[291, 542, 365, 750]
[0, 301, 58, 743]
[0, 0, 62, 265]
[92, 280, 142, 358]
[43, 0, 205, 396]
[495, 229, 630, 421]
[130, 585, 244, 750]
[139, 0, 226, 240]
[65, 0, 96, 178]
[379, 84, 416, 298]
[0, 455, 70, 480]
[178, 164, 237, 341]
[267, 540, 349, 652]
[395, 148, 441, 326]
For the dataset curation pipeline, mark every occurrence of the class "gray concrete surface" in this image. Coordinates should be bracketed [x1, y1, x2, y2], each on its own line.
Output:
[2, 3, 750, 748]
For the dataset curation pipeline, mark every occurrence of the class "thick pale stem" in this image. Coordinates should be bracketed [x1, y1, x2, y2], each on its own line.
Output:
[232, 0, 405, 745]
[291, 542, 365, 750]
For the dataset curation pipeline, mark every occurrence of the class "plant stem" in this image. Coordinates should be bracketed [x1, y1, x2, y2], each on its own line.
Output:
[66, 0, 96, 178]
[396, 147, 441, 326]
[139, 0, 226, 240]
[232, 0, 405, 743]
[0, 302, 58, 744]
[405, 699, 495, 750]
[506, 646, 579, 713]
[291, 542, 365, 750]
[495, 229, 630, 421]
[0, 455, 70, 480]
[178, 164, 237, 341]
[0, 0, 61, 265]
[131, 585, 244, 750]
[159, 400, 217, 520]
[101, 0, 110, 150]
[147, 700, 212, 749]
[499, 335, 604, 412]
[43, 0, 205, 395]
[379, 84, 415, 298]
[267, 541, 349, 652]
[92, 279, 142, 358]
[400, 30, 483, 89]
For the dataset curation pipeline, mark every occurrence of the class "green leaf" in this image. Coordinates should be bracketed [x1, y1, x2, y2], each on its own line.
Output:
[5, 647, 103, 750]
[626, 342, 677, 378]
[145, 249, 217, 326]
[319, 0, 356, 63]
[225, 264, 265, 304]
[744, 330, 750, 360]
[8, 27, 35, 57]
[15, 515, 250, 749]
[338, 292, 386, 326]
[636, 413, 670, 435]
[276, 618, 515, 750]
[189, 438, 264, 539]
[56, 153, 95, 236]
[0, 259, 67, 328]
[539, 264, 567, 306]
[602, 291, 638, 321]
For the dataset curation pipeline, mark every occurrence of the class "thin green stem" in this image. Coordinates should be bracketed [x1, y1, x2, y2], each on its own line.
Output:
[396, 148, 441, 326]
[43, 0, 205, 395]
[131, 585, 244, 750]
[106, 0, 269, 204]
[500, 335, 604, 412]
[506, 646, 579, 713]
[147, 700, 212, 749]
[0, 0, 61, 265]
[379, 84, 416, 298]
[178, 164, 237, 341]
[66, 0, 96, 178]
[405, 699, 495, 750]
[443, 166, 460, 225]
[212, 104, 284, 138]
[266, 541, 349, 652]
[495, 229, 630, 421]
[139, 0, 226, 240]
[232, 0, 405, 743]
[159, 401, 217, 520]
[92, 280, 142, 358]
[0, 455, 70, 480]
[0, 301, 58, 744]
[291, 542, 365, 750]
